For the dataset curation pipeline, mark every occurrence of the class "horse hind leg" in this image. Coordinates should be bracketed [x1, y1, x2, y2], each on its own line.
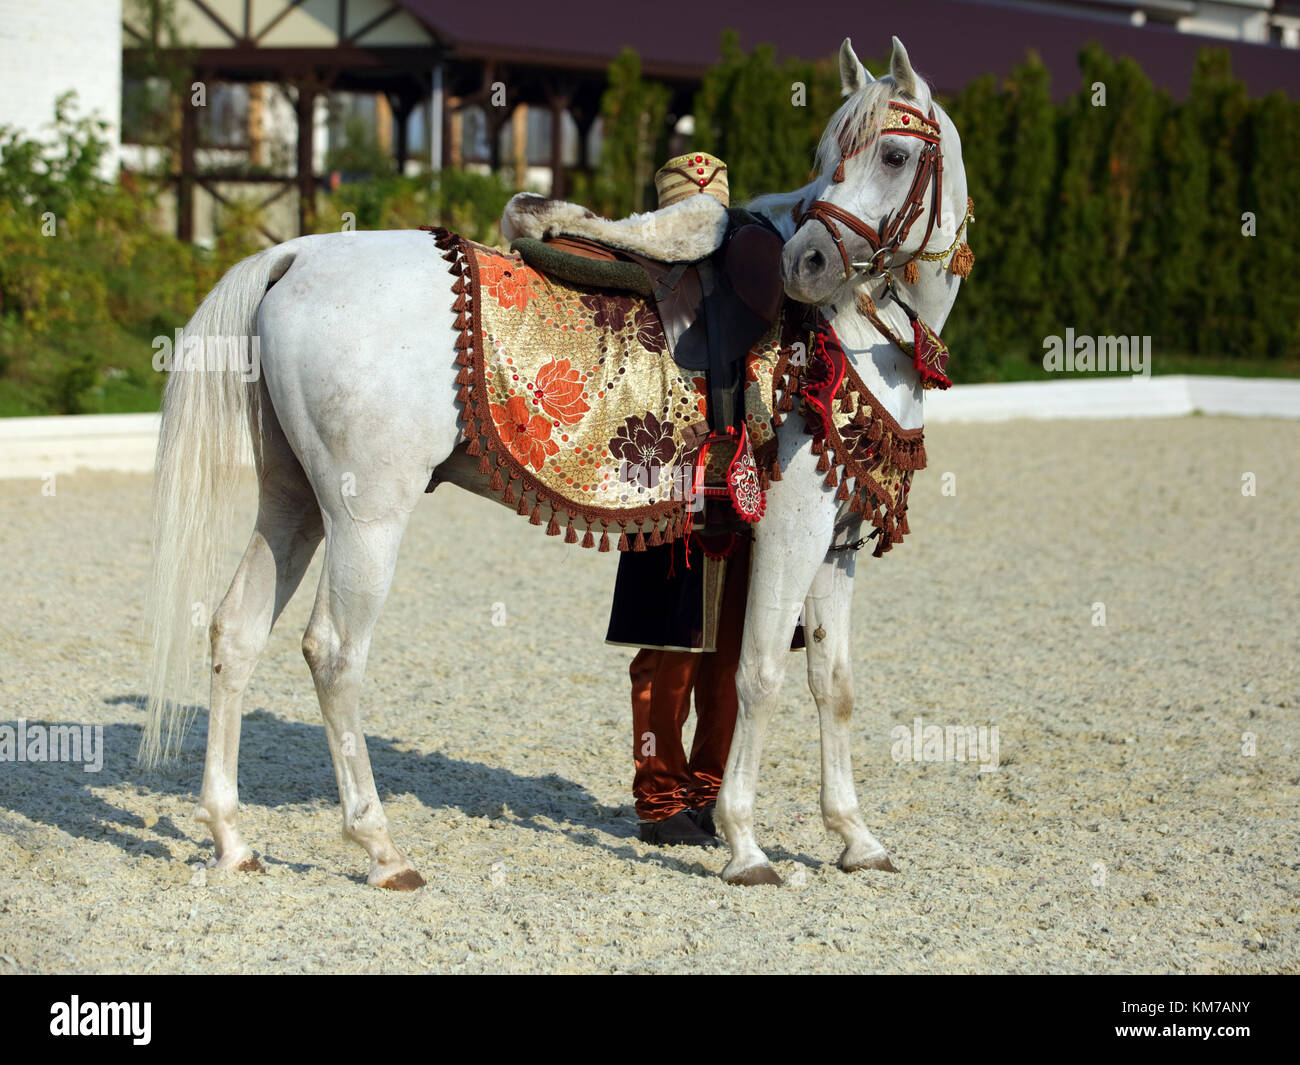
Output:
[197, 407, 324, 872]
[301, 516, 424, 890]
[803, 552, 895, 874]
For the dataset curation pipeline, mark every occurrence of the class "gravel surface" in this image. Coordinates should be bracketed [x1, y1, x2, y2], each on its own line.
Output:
[0, 416, 1296, 974]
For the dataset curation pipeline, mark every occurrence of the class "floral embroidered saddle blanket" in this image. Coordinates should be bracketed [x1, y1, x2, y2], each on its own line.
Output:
[425, 226, 788, 552]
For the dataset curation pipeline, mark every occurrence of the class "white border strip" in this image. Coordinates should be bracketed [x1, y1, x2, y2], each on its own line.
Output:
[924, 375, 1300, 423]
[1, 376, 1298, 479]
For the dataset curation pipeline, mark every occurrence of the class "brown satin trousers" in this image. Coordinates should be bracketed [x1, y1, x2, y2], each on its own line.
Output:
[629, 538, 749, 822]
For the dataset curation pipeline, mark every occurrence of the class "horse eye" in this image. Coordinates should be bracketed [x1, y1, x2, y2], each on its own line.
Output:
[883, 149, 907, 168]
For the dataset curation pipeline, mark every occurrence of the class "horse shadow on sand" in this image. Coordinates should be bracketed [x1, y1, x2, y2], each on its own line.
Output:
[0, 697, 822, 881]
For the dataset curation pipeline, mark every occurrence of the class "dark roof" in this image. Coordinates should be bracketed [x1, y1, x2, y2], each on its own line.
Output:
[399, 0, 1300, 98]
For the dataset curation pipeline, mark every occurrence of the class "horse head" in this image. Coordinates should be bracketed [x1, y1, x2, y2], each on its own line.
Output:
[781, 36, 970, 330]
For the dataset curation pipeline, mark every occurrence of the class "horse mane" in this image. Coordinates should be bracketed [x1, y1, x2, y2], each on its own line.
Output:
[815, 74, 935, 179]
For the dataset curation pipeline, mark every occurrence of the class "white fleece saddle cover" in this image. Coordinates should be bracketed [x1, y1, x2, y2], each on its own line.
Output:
[500, 191, 731, 265]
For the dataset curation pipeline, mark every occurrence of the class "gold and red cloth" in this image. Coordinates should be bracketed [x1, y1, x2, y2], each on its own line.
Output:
[428, 226, 783, 548]
[424, 226, 925, 558]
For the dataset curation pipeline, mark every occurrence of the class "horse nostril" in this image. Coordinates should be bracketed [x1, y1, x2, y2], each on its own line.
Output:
[802, 248, 825, 276]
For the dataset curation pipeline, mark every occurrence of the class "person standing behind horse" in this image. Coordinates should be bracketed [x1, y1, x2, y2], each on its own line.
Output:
[606, 154, 780, 848]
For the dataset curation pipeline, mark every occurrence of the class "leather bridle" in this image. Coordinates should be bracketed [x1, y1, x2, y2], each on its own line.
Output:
[793, 100, 944, 282]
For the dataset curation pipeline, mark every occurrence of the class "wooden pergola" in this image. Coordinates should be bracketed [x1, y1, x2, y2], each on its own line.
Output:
[120, 1, 698, 241]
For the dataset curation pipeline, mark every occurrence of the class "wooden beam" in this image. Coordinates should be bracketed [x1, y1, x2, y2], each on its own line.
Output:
[178, 74, 199, 241]
[345, 2, 400, 45]
[296, 81, 317, 235]
[188, 0, 241, 43]
[549, 94, 568, 198]
[195, 177, 288, 245]
[254, 0, 310, 43]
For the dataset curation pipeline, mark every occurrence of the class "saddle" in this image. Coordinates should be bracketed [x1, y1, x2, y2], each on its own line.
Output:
[510, 207, 785, 438]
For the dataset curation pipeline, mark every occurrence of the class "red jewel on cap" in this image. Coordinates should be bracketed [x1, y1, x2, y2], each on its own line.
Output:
[901, 114, 910, 124]
[698, 179, 706, 186]
[697, 167, 704, 174]
[695, 155, 702, 162]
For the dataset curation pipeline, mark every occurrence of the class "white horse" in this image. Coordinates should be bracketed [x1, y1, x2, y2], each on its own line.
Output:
[145, 36, 969, 888]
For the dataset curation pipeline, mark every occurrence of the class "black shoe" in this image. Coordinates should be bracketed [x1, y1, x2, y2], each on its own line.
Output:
[639, 809, 721, 847]
[688, 803, 717, 837]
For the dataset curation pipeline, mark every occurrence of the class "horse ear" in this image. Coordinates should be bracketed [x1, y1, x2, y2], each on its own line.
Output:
[838, 37, 871, 97]
[889, 36, 919, 98]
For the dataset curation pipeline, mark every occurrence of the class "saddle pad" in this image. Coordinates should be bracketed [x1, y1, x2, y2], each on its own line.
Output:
[427, 226, 787, 551]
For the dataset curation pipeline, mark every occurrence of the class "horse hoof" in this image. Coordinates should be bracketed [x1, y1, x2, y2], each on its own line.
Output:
[210, 852, 263, 873]
[841, 853, 898, 873]
[374, 868, 426, 891]
[723, 864, 784, 887]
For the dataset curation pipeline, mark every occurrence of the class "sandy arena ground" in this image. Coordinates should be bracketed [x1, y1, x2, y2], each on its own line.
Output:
[0, 416, 1296, 974]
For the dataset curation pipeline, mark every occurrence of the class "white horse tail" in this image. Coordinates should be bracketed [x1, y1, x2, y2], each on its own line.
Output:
[142, 243, 298, 766]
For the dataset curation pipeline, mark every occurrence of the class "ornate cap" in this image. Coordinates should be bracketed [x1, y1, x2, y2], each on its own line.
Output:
[654, 152, 729, 208]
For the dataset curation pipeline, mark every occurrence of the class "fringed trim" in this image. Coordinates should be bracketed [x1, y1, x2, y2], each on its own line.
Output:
[776, 312, 927, 559]
[429, 226, 698, 554]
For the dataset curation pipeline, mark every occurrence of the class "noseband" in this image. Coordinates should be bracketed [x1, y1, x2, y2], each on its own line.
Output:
[794, 100, 944, 282]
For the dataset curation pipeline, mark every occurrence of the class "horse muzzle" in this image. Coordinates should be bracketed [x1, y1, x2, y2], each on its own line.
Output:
[780, 224, 844, 306]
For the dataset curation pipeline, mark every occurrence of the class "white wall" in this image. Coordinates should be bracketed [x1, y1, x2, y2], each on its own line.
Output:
[3, 377, 1299, 480]
[0, 0, 122, 177]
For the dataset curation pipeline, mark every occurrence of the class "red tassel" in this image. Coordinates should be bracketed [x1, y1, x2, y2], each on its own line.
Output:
[477, 451, 492, 475]
[545, 512, 560, 536]
[816, 450, 831, 472]
[502, 480, 516, 505]
[824, 467, 838, 488]
[779, 393, 794, 412]
[849, 491, 864, 514]
[836, 480, 850, 501]
[759, 468, 770, 491]
[582, 527, 595, 549]
[598, 530, 611, 552]
[771, 411, 784, 428]
[529, 501, 543, 526]
[565, 518, 578, 544]
[769, 462, 782, 483]
[452, 293, 467, 312]
[456, 349, 472, 367]
[489, 468, 503, 492]
[517, 492, 530, 516]
[454, 313, 468, 331]
[466, 437, 482, 457]
[648, 523, 662, 547]
[633, 528, 647, 552]
[617, 529, 630, 552]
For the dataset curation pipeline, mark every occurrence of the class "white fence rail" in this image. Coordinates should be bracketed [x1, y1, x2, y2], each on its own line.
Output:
[2, 376, 1298, 479]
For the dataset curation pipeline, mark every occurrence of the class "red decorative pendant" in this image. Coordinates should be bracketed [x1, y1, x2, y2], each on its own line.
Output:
[911, 318, 952, 390]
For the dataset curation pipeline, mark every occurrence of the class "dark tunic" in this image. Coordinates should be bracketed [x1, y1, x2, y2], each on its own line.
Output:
[605, 533, 804, 652]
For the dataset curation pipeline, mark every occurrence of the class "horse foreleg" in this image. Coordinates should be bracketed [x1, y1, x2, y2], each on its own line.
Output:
[803, 550, 896, 873]
[717, 488, 833, 885]
[302, 518, 425, 891]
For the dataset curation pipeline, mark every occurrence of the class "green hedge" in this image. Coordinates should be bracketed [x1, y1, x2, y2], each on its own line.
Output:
[680, 39, 1300, 378]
